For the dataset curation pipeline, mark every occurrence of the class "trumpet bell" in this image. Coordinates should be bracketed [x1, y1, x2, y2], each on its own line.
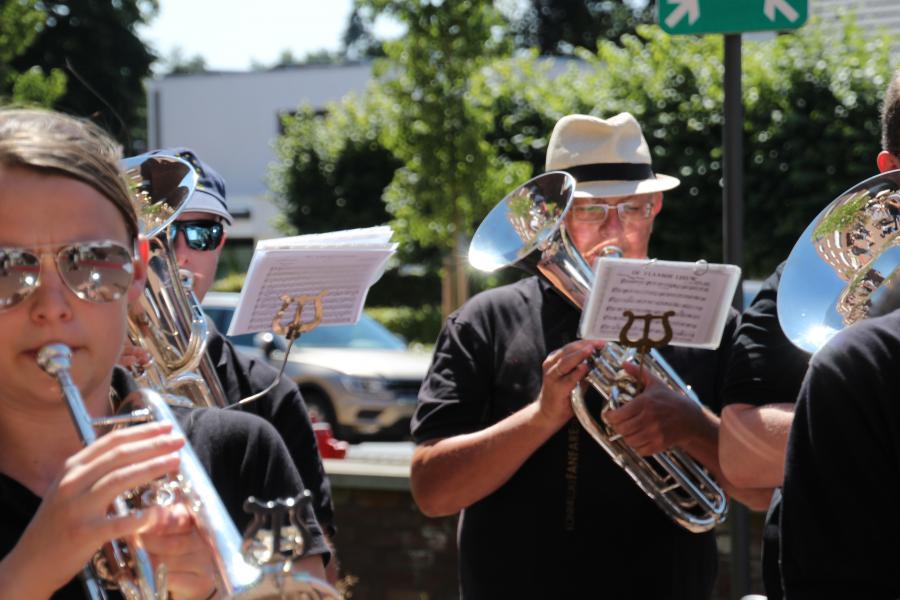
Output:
[778, 169, 900, 353]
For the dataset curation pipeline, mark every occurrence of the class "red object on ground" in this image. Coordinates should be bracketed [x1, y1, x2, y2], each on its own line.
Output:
[313, 421, 349, 459]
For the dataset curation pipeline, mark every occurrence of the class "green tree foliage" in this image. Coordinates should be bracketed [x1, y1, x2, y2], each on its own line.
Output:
[273, 90, 400, 238]
[509, 0, 655, 54]
[575, 22, 892, 276]
[12, 0, 158, 152]
[0, 0, 66, 106]
[342, 6, 385, 60]
[359, 0, 529, 252]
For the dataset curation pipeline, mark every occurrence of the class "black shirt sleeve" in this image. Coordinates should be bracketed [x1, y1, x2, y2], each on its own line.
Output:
[177, 407, 330, 562]
[781, 313, 900, 599]
[412, 308, 495, 443]
[723, 263, 810, 408]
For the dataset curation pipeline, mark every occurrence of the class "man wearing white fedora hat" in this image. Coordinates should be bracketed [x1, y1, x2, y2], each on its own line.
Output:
[410, 113, 766, 599]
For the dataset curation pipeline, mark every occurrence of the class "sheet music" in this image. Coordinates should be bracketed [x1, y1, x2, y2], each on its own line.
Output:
[226, 227, 397, 336]
[579, 258, 741, 349]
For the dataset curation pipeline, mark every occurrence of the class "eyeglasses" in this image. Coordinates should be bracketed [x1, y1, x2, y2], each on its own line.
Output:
[570, 199, 655, 224]
[0, 241, 134, 311]
[168, 220, 224, 252]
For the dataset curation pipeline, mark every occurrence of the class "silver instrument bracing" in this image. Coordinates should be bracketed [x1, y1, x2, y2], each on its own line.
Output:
[469, 171, 728, 533]
[778, 169, 900, 353]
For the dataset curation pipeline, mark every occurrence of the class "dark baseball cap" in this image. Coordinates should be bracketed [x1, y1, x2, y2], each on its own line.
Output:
[148, 147, 232, 225]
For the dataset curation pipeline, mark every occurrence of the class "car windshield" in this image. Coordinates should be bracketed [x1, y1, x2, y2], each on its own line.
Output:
[291, 316, 407, 350]
[204, 303, 407, 351]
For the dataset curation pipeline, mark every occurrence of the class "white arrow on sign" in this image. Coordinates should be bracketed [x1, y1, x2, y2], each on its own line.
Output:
[764, 0, 799, 22]
[665, 0, 700, 28]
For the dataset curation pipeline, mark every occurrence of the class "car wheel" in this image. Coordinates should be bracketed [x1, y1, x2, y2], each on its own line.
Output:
[302, 389, 342, 436]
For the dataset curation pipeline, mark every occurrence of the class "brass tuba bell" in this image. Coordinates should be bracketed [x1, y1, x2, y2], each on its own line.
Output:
[469, 172, 728, 533]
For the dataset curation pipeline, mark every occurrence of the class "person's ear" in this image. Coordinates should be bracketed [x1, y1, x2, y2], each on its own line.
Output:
[127, 235, 149, 304]
[877, 150, 900, 173]
[651, 192, 663, 217]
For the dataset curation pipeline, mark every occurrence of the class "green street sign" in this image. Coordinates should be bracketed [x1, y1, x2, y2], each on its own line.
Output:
[659, 0, 808, 35]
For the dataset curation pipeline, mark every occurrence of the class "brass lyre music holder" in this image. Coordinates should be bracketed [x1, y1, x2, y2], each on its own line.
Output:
[615, 309, 676, 392]
[231, 289, 329, 408]
[271, 289, 330, 342]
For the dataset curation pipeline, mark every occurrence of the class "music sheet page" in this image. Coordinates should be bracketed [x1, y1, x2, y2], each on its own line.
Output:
[579, 258, 741, 349]
[226, 226, 396, 336]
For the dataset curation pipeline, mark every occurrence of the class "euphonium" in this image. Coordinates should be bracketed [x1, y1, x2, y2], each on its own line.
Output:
[778, 169, 900, 353]
[38, 344, 342, 600]
[469, 172, 728, 533]
[122, 152, 227, 407]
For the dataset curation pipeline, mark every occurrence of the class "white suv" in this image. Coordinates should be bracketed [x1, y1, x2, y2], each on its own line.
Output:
[201, 292, 431, 440]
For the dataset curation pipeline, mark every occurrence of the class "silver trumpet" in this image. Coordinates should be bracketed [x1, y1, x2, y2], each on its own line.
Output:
[38, 343, 342, 599]
[122, 152, 228, 408]
[469, 171, 727, 533]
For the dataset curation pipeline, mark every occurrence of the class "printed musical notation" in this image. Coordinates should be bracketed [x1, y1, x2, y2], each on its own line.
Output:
[580, 258, 741, 349]
[226, 226, 396, 336]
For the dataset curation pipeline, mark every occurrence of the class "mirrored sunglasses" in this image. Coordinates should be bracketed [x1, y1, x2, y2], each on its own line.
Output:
[0, 241, 135, 311]
[168, 220, 224, 252]
[571, 200, 655, 224]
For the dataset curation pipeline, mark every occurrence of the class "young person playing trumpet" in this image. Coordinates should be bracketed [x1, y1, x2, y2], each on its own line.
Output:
[0, 108, 329, 599]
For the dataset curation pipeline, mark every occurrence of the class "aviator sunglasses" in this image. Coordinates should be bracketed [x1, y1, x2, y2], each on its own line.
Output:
[0, 241, 135, 311]
[168, 219, 225, 252]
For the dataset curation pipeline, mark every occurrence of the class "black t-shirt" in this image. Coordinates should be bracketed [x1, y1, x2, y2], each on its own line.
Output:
[206, 325, 336, 538]
[723, 262, 810, 410]
[413, 276, 737, 599]
[781, 309, 900, 599]
[0, 368, 329, 600]
[722, 262, 810, 600]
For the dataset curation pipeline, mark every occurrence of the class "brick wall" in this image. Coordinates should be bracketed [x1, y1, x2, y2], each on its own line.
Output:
[328, 482, 765, 600]
[331, 486, 459, 600]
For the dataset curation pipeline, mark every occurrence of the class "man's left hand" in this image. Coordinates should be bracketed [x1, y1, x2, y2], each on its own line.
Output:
[602, 360, 703, 456]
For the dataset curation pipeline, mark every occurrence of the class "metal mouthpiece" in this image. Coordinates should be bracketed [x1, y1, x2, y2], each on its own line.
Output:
[599, 245, 624, 258]
[37, 343, 73, 376]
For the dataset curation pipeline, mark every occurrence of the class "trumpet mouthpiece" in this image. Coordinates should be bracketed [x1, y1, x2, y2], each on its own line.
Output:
[37, 343, 72, 375]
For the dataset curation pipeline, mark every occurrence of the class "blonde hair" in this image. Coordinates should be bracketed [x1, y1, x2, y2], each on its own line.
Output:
[0, 108, 138, 240]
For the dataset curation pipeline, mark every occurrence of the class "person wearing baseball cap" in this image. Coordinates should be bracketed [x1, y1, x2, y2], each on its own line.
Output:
[409, 113, 764, 598]
[137, 148, 339, 578]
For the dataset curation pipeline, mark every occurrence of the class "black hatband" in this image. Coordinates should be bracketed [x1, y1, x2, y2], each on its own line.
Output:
[560, 163, 654, 182]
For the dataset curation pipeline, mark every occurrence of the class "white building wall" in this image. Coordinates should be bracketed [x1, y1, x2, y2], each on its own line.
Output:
[812, 0, 900, 42]
[147, 64, 372, 241]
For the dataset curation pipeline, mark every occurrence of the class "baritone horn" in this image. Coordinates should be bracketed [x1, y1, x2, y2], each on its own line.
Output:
[38, 344, 342, 599]
[122, 152, 228, 408]
[778, 169, 900, 353]
[468, 171, 728, 533]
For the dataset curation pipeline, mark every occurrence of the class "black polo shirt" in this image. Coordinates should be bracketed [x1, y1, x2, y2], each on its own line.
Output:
[206, 325, 336, 538]
[0, 368, 329, 599]
[413, 276, 737, 599]
[781, 309, 900, 598]
[722, 262, 811, 600]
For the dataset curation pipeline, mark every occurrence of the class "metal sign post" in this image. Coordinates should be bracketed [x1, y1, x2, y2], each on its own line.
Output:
[723, 35, 750, 599]
[658, 2, 809, 597]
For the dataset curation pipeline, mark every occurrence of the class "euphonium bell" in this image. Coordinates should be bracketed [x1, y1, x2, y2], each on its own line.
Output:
[778, 169, 900, 353]
[469, 172, 728, 533]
